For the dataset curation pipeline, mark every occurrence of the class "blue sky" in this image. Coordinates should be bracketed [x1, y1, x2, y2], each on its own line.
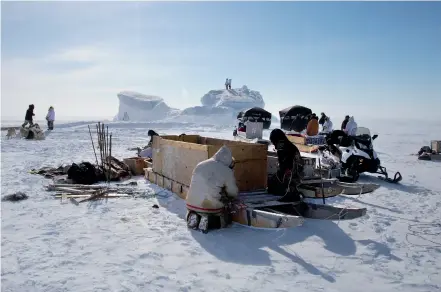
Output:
[1, 1, 440, 121]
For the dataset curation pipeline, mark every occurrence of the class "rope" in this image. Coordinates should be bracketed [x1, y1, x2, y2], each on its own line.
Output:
[405, 222, 441, 248]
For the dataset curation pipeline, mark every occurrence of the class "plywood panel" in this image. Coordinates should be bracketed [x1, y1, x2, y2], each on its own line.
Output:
[160, 140, 209, 187]
[153, 135, 268, 192]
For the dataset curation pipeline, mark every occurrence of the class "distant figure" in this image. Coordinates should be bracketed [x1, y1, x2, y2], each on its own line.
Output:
[319, 112, 327, 126]
[345, 116, 358, 136]
[225, 78, 229, 90]
[341, 115, 350, 131]
[228, 78, 232, 90]
[22, 104, 35, 128]
[322, 116, 333, 133]
[306, 115, 319, 136]
[45, 106, 55, 130]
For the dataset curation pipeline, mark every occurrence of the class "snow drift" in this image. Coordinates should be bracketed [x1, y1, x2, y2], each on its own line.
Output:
[114, 86, 272, 126]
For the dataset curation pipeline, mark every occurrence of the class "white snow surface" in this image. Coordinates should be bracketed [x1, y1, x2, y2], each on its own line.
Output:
[2, 119, 441, 292]
[114, 86, 267, 126]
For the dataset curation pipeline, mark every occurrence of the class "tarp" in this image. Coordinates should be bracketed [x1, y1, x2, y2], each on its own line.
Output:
[237, 107, 272, 129]
[279, 105, 312, 132]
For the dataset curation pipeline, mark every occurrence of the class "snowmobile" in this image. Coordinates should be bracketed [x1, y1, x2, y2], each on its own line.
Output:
[319, 127, 402, 184]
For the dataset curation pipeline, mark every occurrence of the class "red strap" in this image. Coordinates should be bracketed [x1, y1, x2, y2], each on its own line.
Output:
[186, 203, 224, 212]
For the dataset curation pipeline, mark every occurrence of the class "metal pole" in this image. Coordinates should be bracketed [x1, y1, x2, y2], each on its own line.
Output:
[318, 153, 326, 205]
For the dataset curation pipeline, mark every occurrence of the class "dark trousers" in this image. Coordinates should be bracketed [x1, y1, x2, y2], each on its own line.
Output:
[47, 120, 54, 130]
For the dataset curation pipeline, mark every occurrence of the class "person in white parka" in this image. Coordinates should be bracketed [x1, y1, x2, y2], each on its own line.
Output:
[322, 116, 333, 133]
[344, 116, 358, 136]
[45, 106, 55, 130]
[186, 145, 239, 233]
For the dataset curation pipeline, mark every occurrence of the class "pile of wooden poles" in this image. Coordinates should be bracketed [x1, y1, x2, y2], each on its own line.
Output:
[88, 122, 112, 183]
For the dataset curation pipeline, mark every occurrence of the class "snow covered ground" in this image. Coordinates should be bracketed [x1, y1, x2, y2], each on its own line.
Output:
[1, 119, 441, 292]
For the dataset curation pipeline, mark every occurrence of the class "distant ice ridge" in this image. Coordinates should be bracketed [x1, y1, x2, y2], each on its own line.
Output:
[113, 86, 268, 126]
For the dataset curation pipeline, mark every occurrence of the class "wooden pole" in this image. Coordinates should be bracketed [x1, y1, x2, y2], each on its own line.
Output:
[88, 125, 99, 166]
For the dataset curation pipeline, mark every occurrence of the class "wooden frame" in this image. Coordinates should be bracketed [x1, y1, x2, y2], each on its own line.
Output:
[152, 135, 268, 192]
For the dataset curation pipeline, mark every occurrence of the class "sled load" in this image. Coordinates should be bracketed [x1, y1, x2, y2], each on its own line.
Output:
[20, 124, 45, 140]
[144, 134, 368, 231]
[237, 107, 272, 129]
[417, 140, 441, 161]
[279, 105, 312, 132]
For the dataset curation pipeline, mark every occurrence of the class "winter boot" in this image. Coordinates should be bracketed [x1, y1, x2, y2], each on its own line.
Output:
[187, 212, 201, 230]
[198, 215, 209, 233]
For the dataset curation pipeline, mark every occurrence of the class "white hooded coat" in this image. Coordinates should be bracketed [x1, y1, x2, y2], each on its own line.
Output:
[345, 116, 358, 136]
[322, 118, 333, 133]
[186, 146, 239, 214]
[46, 108, 55, 121]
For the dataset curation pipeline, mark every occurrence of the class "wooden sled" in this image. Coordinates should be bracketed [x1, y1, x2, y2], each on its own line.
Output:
[145, 168, 366, 229]
[337, 181, 380, 195]
[298, 179, 344, 198]
[53, 193, 131, 199]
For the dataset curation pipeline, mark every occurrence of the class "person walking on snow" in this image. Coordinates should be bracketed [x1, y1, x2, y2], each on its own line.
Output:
[228, 78, 232, 90]
[225, 78, 229, 90]
[46, 106, 55, 130]
[186, 145, 239, 233]
[22, 104, 35, 128]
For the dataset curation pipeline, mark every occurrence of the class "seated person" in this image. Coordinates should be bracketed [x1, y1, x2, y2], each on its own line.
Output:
[306, 115, 319, 136]
[268, 129, 309, 216]
[186, 146, 238, 233]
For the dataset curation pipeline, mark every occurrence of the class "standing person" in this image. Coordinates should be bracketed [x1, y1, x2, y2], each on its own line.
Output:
[22, 104, 35, 128]
[345, 116, 358, 136]
[341, 115, 350, 131]
[45, 106, 55, 130]
[225, 78, 229, 90]
[319, 112, 327, 126]
[322, 116, 333, 133]
[228, 78, 232, 90]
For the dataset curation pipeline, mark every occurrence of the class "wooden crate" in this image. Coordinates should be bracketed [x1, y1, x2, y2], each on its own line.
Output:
[431, 140, 441, 153]
[152, 135, 268, 192]
[123, 157, 149, 175]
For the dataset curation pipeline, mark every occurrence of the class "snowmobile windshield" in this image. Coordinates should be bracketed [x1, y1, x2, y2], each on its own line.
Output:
[355, 127, 371, 137]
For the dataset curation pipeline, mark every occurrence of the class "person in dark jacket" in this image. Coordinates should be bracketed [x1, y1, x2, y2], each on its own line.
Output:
[319, 112, 327, 126]
[22, 104, 35, 128]
[147, 130, 159, 146]
[341, 115, 350, 131]
[268, 129, 306, 204]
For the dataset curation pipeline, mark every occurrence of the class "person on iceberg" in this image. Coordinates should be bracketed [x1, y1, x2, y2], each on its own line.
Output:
[228, 78, 232, 90]
[341, 115, 350, 131]
[268, 129, 308, 215]
[225, 78, 229, 90]
[344, 116, 358, 136]
[22, 104, 35, 128]
[306, 114, 319, 136]
[322, 116, 333, 133]
[186, 145, 239, 233]
[45, 106, 55, 130]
